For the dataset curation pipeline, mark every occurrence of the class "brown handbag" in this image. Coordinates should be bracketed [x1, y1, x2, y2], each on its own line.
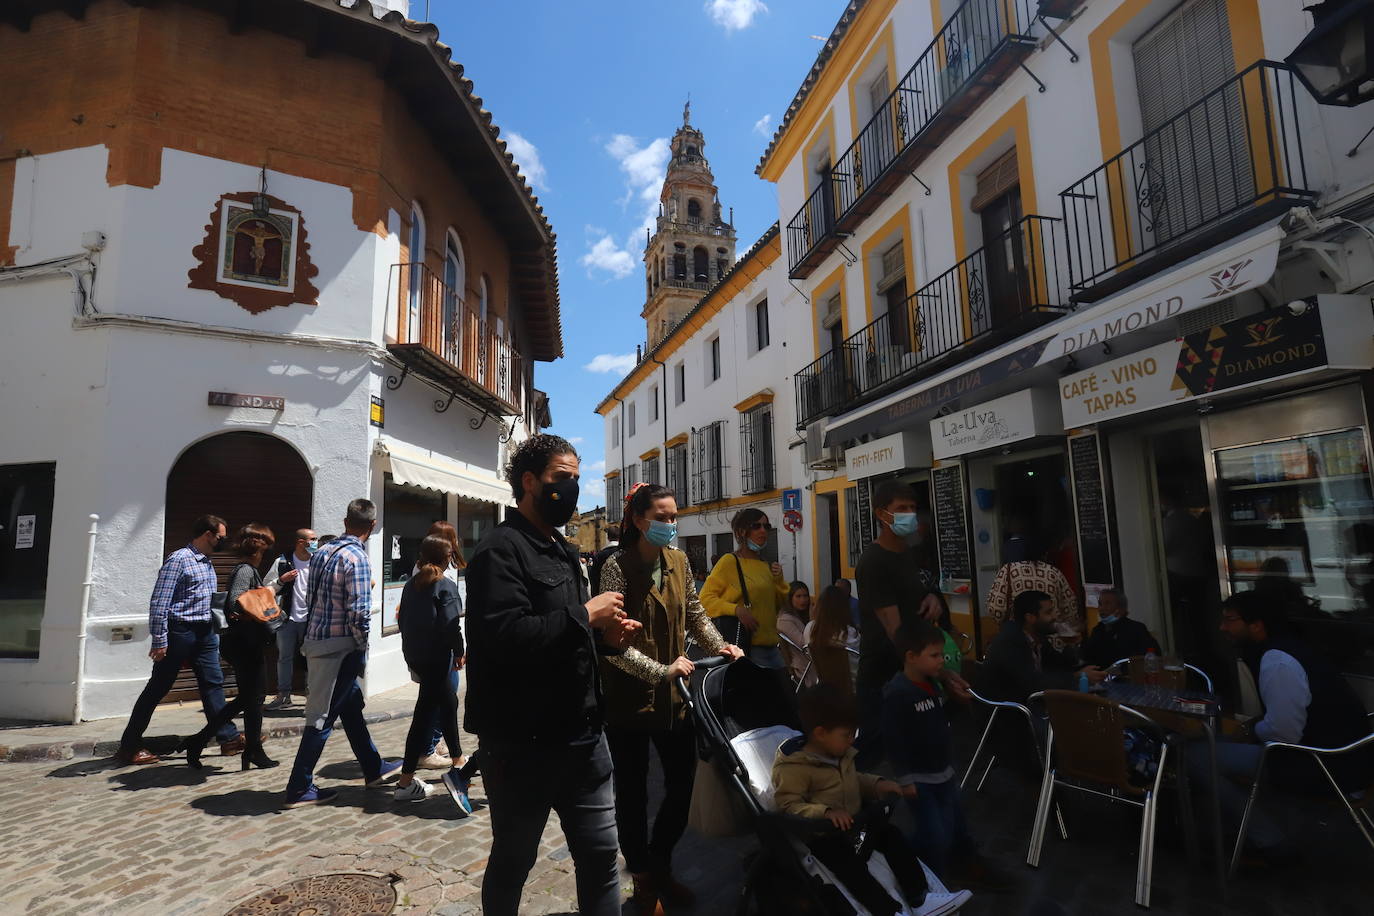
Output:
[235, 584, 284, 631]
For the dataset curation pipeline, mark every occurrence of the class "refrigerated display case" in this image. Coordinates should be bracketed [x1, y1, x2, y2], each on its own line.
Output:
[1214, 427, 1374, 619]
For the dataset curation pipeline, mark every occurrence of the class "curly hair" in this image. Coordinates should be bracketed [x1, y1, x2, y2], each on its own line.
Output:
[233, 523, 275, 559]
[505, 433, 579, 500]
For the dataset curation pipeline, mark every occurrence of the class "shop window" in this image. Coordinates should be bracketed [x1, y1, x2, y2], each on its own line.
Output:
[712, 531, 735, 569]
[682, 535, 708, 581]
[381, 478, 446, 636]
[0, 462, 55, 659]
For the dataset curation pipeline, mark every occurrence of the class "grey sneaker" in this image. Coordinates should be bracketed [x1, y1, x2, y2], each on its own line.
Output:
[265, 695, 294, 710]
[417, 753, 452, 770]
[393, 779, 434, 803]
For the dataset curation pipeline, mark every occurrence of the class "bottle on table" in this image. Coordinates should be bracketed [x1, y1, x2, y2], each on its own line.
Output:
[1143, 649, 1161, 686]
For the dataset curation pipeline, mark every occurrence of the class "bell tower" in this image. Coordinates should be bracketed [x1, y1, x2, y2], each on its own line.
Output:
[642, 103, 737, 347]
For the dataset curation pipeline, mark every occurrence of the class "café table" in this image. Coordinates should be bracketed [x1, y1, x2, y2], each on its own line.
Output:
[1102, 679, 1227, 894]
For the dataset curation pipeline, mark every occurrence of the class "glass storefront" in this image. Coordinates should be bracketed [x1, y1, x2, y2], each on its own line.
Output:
[381, 477, 445, 635]
[1215, 428, 1374, 624]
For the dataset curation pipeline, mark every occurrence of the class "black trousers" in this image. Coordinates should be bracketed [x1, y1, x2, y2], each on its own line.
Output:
[606, 715, 696, 875]
[403, 660, 461, 774]
[810, 824, 928, 915]
[199, 627, 267, 745]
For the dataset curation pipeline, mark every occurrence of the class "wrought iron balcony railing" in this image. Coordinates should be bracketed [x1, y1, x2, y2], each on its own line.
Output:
[794, 215, 1069, 427]
[786, 0, 1039, 278]
[388, 262, 524, 414]
[1061, 60, 1317, 301]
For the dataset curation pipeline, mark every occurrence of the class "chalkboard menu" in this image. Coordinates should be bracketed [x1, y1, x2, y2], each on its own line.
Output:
[1069, 432, 1114, 586]
[856, 478, 874, 552]
[932, 463, 971, 581]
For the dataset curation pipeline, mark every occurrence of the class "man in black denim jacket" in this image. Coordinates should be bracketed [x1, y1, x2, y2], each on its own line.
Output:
[465, 434, 640, 916]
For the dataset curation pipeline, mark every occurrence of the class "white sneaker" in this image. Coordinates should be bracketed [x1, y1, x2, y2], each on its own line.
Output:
[393, 780, 435, 803]
[912, 889, 973, 916]
[417, 753, 452, 770]
[265, 695, 294, 710]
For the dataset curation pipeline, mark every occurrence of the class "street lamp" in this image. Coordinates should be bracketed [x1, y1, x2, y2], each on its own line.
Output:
[1286, 0, 1374, 106]
[251, 166, 271, 218]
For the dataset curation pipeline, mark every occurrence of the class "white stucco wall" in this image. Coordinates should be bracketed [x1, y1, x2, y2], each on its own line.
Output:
[1, 143, 517, 721]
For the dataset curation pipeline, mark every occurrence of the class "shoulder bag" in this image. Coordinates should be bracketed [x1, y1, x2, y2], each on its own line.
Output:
[232, 564, 285, 633]
[710, 554, 754, 657]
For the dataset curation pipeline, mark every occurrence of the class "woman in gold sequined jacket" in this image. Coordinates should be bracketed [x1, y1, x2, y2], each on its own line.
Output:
[599, 483, 743, 915]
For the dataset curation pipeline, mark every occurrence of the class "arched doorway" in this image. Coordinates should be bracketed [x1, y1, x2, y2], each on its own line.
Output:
[164, 432, 313, 698]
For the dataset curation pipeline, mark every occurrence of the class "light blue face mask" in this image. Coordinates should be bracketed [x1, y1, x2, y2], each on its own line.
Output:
[645, 520, 677, 547]
[305, 539, 319, 555]
[1098, 615, 1119, 626]
[747, 537, 766, 552]
[889, 512, 919, 537]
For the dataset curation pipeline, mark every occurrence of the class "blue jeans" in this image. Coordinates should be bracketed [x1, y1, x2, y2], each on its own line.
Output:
[275, 619, 307, 696]
[749, 645, 786, 670]
[424, 667, 460, 757]
[905, 779, 975, 878]
[480, 734, 620, 916]
[120, 619, 238, 750]
[285, 646, 384, 798]
[1186, 738, 1284, 850]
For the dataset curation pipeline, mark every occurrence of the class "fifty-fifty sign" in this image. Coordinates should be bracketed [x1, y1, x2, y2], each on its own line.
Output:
[930, 388, 1061, 460]
[844, 431, 930, 480]
[208, 391, 285, 410]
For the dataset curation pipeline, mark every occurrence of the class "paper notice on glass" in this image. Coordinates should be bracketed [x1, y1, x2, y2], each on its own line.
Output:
[391, 534, 401, 560]
[15, 515, 35, 549]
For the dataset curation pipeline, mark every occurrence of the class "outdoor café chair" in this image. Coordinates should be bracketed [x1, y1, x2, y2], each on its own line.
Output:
[1229, 726, 1374, 876]
[962, 689, 1069, 837]
[1026, 689, 1172, 908]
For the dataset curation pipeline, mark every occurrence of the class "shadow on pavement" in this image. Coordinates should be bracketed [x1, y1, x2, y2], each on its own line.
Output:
[191, 789, 286, 817]
[46, 758, 125, 779]
[108, 765, 216, 791]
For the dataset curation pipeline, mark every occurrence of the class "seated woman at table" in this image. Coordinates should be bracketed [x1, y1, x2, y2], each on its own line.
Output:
[1082, 588, 1160, 669]
[1190, 590, 1372, 864]
[981, 590, 1106, 704]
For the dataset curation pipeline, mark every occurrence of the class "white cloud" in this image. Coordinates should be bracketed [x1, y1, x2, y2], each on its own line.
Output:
[580, 233, 636, 279]
[567, 436, 585, 445]
[583, 353, 638, 375]
[752, 113, 774, 137]
[607, 134, 671, 244]
[503, 132, 548, 191]
[579, 458, 608, 510]
[706, 0, 768, 31]
[583, 458, 606, 474]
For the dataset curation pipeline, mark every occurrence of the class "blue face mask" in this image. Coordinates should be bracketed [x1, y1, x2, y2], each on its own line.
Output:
[747, 537, 766, 552]
[645, 520, 677, 547]
[305, 540, 319, 555]
[889, 512, 919, 537]
[1098, 615, 1119, 626]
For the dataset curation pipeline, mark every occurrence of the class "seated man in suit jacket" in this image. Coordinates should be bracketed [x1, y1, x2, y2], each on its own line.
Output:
[1082, 588, 1161, 669]
[981, 590, 1107, 704]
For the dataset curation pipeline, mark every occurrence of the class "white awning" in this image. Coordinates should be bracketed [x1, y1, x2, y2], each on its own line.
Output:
[375, 440, 510, 506]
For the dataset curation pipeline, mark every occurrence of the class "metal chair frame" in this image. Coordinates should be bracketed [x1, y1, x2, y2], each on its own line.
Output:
[777, 631, 814, 695]
[1228, 728, 1374, 876]
[1109, 656, 1215, 694]
[1026, 690, 1172, 908]
[962, 689, 1069, 840]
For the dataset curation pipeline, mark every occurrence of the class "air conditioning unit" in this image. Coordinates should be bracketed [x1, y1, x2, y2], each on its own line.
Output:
[804, 422, 842, 470]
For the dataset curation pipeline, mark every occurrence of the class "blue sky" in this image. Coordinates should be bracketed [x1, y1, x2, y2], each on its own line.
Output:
[426, 0, 839, 509]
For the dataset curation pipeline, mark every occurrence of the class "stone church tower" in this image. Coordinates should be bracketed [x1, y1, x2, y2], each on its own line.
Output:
[642, 104, 737, 347]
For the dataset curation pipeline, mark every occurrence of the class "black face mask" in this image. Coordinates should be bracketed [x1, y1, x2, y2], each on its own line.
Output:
[1034, 620, 1057, 637]
[537, 477, 579, 528]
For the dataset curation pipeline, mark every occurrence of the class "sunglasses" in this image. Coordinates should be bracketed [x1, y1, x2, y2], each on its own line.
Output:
[750, 521, 773, 531]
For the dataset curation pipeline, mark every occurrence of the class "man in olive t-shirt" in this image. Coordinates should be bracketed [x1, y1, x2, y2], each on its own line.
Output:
[854, 480, 959, 767]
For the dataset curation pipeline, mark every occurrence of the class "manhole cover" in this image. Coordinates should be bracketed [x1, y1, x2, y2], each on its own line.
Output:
[225, 873, 396, 916]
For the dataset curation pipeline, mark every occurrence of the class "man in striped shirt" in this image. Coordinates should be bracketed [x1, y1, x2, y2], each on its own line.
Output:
[284, 498, 399, 807]
[116, 514, 241, 765]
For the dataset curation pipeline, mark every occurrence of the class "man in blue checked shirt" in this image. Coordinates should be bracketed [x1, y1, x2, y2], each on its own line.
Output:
[284, 498, 400, 807]
[117, 514, 242, 765]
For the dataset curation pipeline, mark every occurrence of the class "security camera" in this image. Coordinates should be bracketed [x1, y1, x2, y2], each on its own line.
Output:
[1286, 298, 1310, 316]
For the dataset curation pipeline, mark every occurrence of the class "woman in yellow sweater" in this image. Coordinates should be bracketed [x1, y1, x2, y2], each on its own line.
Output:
[700, 508, 790, 669]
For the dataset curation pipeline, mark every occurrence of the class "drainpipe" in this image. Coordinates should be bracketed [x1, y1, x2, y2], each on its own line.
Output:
[73, 513, 98, 724]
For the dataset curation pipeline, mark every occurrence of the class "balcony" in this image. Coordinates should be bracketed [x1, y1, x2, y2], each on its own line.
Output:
[655, 214, 736, 238]
[787, 0, 1039, 278]
[794, 215, 1069, 427]
[1061, 61, 1317, 303]
[386, 263, 525, 416]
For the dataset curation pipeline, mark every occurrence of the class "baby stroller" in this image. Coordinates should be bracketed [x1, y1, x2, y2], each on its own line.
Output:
[678, 655, 973, 916]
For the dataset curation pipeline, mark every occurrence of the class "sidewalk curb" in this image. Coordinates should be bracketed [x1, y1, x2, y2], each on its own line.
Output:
[0, 706, 416, 763]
